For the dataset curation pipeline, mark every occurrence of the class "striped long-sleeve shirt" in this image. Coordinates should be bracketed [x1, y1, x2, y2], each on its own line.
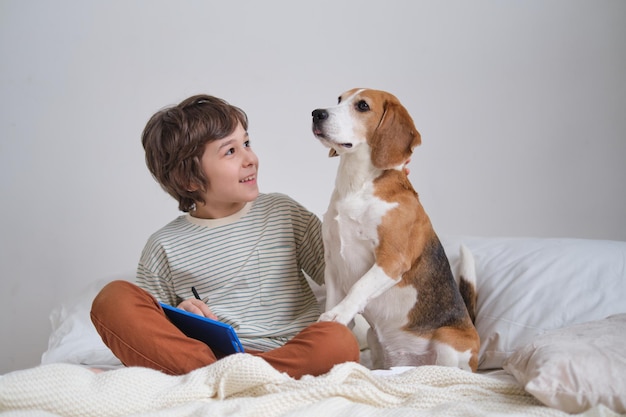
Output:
[136, 193, 325, 351]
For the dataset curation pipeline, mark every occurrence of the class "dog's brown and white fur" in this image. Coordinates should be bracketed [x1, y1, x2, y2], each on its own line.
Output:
[311, 88, 480, 371]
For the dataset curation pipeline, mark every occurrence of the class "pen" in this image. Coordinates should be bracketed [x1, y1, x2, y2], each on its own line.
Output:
[191, 286, 217, 321]
[191, 286, 201, 300]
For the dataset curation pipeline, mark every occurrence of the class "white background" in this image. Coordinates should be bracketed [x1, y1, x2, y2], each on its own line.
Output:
[1, 1, 625, 374]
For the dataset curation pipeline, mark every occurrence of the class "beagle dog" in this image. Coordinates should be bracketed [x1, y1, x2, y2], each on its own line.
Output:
[311, 88, 480, 371]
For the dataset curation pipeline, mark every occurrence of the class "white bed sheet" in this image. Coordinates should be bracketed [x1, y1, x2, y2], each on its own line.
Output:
[1, 354, 620, 417]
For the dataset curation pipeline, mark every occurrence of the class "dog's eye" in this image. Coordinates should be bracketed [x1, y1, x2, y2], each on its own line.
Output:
[337, 96, 342, 104]
[356, 100, 370, 112]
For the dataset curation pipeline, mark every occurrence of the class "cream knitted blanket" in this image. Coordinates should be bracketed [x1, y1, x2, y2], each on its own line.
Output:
[0, 354, 620, 417]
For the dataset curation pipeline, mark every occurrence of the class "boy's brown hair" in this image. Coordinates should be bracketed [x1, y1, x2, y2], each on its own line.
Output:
[142, 94, 249, 212]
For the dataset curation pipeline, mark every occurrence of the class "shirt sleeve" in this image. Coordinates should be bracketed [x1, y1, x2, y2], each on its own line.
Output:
[286, 196, 326, 286]
[136, 237, 180, 306]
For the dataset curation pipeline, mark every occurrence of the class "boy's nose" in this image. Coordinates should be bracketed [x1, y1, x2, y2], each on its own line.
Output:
[244, 150, 258, 166]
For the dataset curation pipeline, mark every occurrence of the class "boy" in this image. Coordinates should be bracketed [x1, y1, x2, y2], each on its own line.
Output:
[90, 94, 359, 378]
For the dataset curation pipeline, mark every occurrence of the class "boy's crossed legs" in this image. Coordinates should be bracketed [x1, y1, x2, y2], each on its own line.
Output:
[90, 281, 359, 379]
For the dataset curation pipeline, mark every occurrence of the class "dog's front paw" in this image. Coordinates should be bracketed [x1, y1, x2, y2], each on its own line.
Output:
[318, 310, 339, 323]
[318, 307, 352, 325]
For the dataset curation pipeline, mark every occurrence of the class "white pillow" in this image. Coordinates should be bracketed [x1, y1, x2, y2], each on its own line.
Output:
[41, 278, 125, 368]
[442, 237, 626, 370]
[503, 314, 626, 413]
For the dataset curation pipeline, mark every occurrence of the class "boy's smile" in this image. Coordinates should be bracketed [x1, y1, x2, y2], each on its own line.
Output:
[191, 122, 259, 219]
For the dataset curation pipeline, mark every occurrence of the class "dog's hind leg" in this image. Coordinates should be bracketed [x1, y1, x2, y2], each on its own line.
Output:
[366, 327, 385, 369]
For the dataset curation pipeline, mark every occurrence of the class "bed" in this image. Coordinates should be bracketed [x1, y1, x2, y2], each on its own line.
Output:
[1, 236, 625, 416]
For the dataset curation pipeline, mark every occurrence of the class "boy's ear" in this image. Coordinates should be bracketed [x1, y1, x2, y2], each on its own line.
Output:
[186, 181, 201, 192]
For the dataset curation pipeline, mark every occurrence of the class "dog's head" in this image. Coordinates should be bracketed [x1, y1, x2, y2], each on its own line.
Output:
[311, 88, 421, 169]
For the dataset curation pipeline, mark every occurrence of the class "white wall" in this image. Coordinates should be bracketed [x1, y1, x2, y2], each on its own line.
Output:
[1, 0, 625, 374]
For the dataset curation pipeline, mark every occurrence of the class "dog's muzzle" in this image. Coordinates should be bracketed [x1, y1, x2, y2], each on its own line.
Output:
[312, 109, 329, 138]
[311, 108, 353, 149]
[312, 109, 328, 124]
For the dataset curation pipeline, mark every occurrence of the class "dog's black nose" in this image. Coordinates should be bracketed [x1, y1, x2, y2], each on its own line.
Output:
[312, 109, 328, 122]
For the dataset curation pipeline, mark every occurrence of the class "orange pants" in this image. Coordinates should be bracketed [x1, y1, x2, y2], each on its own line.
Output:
[90, 280, 359, 379]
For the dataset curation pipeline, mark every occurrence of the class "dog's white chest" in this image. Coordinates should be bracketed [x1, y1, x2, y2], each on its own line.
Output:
[336, 184, 395, 246]
[324, 181, 398, 281]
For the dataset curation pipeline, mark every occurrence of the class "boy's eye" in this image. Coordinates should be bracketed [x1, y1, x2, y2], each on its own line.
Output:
[226, 148, 235, 155]
[244, 140, 251, 148]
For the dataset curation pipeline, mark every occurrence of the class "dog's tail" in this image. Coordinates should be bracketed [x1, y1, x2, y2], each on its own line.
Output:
[457, 244, 477, 323]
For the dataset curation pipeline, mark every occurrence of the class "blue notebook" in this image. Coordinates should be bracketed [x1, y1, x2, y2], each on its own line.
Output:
[160, 302, 245, 355]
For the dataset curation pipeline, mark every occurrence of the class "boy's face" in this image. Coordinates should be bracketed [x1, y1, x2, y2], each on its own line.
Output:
[193, 122, 259, 219]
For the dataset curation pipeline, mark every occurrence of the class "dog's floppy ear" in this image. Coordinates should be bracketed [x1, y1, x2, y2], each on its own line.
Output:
[370, 99, 421, 169]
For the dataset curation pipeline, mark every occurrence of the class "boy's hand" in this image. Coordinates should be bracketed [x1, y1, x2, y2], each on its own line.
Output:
[177, 298, 218, 321]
